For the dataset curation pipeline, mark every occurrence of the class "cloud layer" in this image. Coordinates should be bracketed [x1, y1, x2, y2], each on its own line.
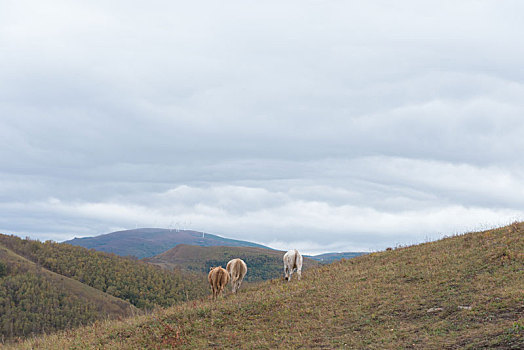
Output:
[1, 1, 523, 254]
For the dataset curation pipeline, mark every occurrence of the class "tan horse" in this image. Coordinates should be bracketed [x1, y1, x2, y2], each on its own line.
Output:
[226, 258, 247, 293]
[208, 266, 230, 300]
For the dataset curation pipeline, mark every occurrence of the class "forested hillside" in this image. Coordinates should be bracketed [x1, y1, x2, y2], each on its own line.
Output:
[0, 235, 208, 310]
[0, 245, 135, 340]
[145, 244, 319, 282]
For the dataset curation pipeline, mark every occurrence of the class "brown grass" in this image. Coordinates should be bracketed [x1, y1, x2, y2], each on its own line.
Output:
[9, 222, 524, 349]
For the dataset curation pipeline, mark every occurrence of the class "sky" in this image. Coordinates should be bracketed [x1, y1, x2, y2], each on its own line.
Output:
[1, 0, 523, 255]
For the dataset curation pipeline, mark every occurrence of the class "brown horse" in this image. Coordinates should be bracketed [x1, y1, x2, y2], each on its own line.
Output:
[208, 266, 230, 300]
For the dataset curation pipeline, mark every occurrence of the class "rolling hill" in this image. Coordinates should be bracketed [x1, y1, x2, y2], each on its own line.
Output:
[144, 244, 320, 282]
[13, 222, 523, 349]
[64, 228, 272, 258]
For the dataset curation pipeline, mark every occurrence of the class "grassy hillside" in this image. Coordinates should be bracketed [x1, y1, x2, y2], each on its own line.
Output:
[11, 222, 524, 349]
[0, 244, 136, 340]
[64, 228, 272, 258]
[144, 244, 319, 282]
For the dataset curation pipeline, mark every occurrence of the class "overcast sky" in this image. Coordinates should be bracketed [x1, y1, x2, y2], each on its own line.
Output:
[1, 1, 523, 254]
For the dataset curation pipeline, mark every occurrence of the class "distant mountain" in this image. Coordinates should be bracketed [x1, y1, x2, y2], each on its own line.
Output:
[64, 228, 272, 259]
[310, 251, 368, 263]
[145, 244, 320, 282]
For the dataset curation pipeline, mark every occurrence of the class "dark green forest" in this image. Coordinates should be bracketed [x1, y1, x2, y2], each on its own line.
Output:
[0, 270, 101, 340]
[0, 234, 209, 342]
[0, 234, 208, 309]
[0, 246, 102, 340]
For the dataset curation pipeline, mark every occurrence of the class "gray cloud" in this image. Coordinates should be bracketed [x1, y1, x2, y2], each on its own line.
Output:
[1, 1, 523, 254]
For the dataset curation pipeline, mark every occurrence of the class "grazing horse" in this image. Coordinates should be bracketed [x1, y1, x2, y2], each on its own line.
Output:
[226, 258, 247, 294]
[208, 266, 230, 300]
[283, 249, 303, 281]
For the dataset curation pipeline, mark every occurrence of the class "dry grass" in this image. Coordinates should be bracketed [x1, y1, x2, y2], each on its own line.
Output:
[8, 222, 524, 349]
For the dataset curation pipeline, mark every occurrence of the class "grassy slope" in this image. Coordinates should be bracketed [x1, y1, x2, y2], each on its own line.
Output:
[14, 223, 524, 349]
[0, 244, 136, 319]
[144, 244, 319, 282]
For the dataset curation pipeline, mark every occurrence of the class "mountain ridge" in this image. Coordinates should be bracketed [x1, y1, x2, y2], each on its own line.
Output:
[64, 228, 272, 259]
[64, 228, 367, 262]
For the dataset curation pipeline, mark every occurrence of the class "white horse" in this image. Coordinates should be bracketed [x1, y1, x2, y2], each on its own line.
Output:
[283, 249, 303, 281]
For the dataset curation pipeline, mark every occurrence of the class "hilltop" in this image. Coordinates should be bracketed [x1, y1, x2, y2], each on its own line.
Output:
[64, 228, 272, 258]
[145, 244, 320, 282]
[15, 222, 524, 349]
